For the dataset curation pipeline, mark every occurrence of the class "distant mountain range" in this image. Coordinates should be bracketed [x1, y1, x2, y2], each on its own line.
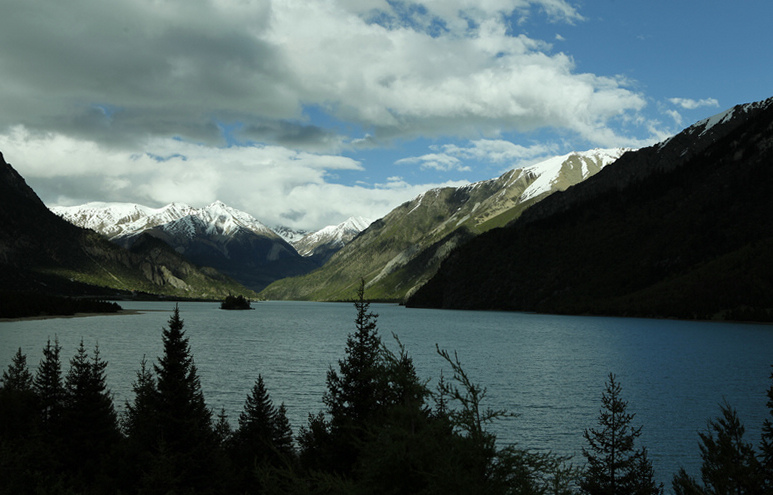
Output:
[259, 148, 629, 301]
[407, 97, 773, 321]
[0, 153, 251, 299]
[7, 96, 770, 319]
[52, 201, 371, 291]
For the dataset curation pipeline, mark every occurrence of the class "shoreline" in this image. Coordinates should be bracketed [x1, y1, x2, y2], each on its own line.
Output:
[0, 308, 151, 323]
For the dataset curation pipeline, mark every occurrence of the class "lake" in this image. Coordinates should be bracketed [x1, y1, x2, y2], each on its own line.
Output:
[1, 300, 771, 487]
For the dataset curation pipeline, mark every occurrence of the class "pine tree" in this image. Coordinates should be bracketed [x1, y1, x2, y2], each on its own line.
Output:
[0, 347, 41, 492]
[0, 347, 37, 438]
[149, 305, 218, 494]
[33, 337, 64, 428]
[580, 373, 662, 495]
[61, 340, 121, 488]
[324, 280, 384, 428]
[761, 365, 773, 494]
[697, 401, 761, 494]
[273, 402, 295, 458]
[231, 375, 296, 493]
[234, 375, 289, 466]
[123, 355, 158, 445]
[1, 347, 34, 392]
[320, 279, 385, 475]
[121, 355, 160, 493]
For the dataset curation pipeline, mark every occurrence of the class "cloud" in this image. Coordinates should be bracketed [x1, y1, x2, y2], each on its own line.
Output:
[668, 97, 720, 110]
[395, 153, 470, 172]
[0, 126, 463, 230]
[1, 0, 648, 149]
[665, 109, 683, 126]
[0, 0, 666, 230]
[397, 139, 558, 174]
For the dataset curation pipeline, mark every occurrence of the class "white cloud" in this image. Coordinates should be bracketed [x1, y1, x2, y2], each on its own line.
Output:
[665, 109, 683, 126]
[397, 139, 558, 175]
[0, 0, 648, 149]
[0, 0, 667, 230]
[395, 153, 470, 172]
[668, 97, 720, 110]
[0, 126, 463, 230]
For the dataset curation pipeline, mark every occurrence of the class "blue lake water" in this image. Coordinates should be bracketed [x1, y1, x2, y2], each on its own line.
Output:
[1, 300, 771, 488]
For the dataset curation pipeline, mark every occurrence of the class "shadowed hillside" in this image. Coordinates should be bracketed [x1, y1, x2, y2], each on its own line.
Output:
[0, 152, 254, 299]
[407, 98, 773, 321]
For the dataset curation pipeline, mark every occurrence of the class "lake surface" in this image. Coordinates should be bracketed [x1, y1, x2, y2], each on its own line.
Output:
[1, 300, 771, 487]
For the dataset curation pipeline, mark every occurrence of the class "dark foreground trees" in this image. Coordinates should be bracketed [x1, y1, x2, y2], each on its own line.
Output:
[297, 279, 578, 494]
[580, 373, 662, 495]
[672, 366, 773, 495]
[2, 296, 772, 494]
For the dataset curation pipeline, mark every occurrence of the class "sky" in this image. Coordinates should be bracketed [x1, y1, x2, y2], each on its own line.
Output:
[1, 0, 771, 231]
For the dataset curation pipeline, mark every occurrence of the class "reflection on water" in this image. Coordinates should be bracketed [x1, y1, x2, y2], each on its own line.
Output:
[1, 300, 771, 485]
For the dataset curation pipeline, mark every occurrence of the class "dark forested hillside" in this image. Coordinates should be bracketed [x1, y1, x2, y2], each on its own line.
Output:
[407, 98, 773, 321]
[0, 152, 253, 299]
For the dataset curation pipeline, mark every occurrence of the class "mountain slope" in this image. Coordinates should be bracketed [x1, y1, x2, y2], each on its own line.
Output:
[54, 201, 318, 291]
[260, 148, 627, 301]
[0, 152, 252, 299]
[292, 217, 372, 265]
[406, 98, 773, 321]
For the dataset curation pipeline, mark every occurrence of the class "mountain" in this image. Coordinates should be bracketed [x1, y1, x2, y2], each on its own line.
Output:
[406, 97, 773, 321]
[291, 217, 372, 265]
[259, 148, 628, 301]
[0, 152, 253, 299]
[53, 201, 318, 291]
[272, 225, 310, 244]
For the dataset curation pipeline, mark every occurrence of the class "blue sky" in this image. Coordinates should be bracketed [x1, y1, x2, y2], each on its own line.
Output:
[1, 0, 770, 231]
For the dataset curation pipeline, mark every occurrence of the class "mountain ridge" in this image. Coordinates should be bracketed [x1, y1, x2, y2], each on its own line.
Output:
[259, 148, 628, 301]
[52, 201, 371, 291]
[406, 97, 773, 321]
[0, 153, 253, 299]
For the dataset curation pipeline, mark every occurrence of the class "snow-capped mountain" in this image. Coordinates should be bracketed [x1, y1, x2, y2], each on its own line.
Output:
[517, 148, 630, 202]
[52, 200, 316, 291]
[261, 148, 629, 301]
[52, 200, 274, 240]
[272, 225, 310, 244]
[292, 216, 372, 264]
[406, 96, 773, 317]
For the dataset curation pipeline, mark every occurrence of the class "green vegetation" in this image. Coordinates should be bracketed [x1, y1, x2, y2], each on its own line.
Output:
[220, 294, 253, 310]
[2, 289, 772, 493]
[408, 106, 773, 322]
[0, 291, 122, 318]
[260, 153, 610, 303]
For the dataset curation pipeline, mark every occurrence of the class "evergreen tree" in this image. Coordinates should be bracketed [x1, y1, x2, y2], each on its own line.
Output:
[320, 279, 385, 475]
[273, 403, 295, 460]
[146, 305, 219, 494]
[761, 365, 773, 494]
[0, 347, 41, 493]
[231, 375, 296, 493]
[672, 400, 762, 495]
[121, 355, 160, 492]
[33, 337, 64, 428]
[698, 401, 761, 494]
[1, 347, 34, 391]
[61, 340, 121, 489]
[123, 355, 158, 445]
[580, 373, 662, 495]
[0, 347, 37, 439]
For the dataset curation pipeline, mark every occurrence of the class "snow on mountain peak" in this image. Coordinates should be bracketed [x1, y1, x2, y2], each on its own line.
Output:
[518, 148, 630, 202]
[52, 200, 273, 239]
[292, 216, 373, 257]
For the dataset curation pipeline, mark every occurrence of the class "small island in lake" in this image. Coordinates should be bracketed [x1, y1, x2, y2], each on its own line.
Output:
[220, 294, 253, 310]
